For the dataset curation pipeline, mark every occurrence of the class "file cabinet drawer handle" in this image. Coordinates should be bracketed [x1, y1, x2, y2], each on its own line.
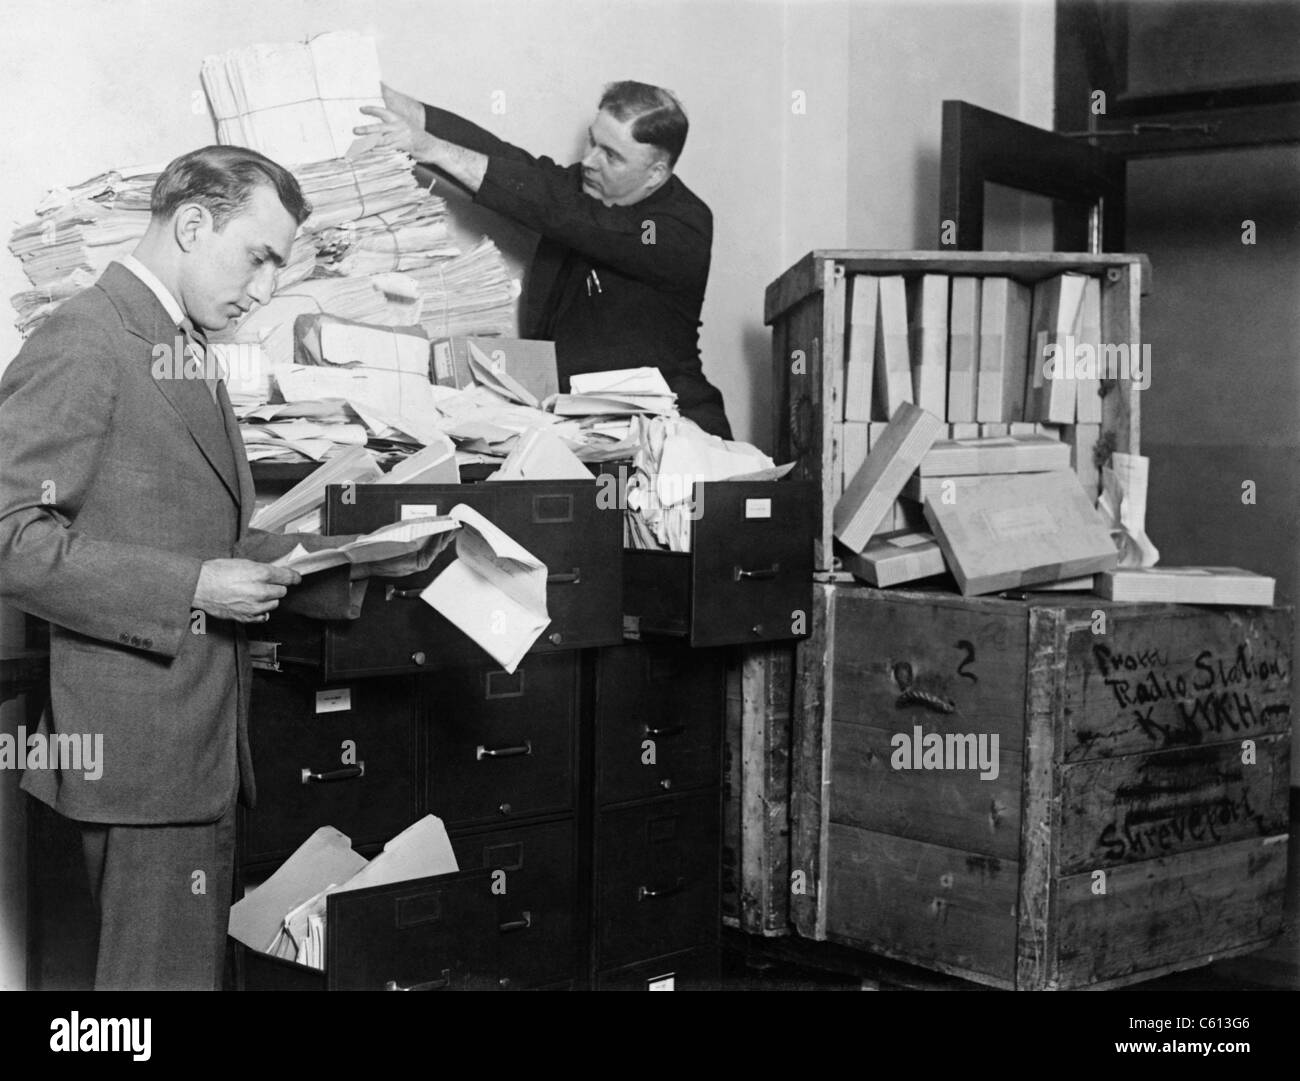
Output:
[476, 740, 533, 760]
[499, 910, 532, 933]
[384, 585, 424, 600]
[637, 877, 686, 901]
[546, 568, 581, 585]
[733, 562, 779, 582]
[643, 723, 685, 738]
[300, 763, 365, 784]
[385, 969, 451, 991]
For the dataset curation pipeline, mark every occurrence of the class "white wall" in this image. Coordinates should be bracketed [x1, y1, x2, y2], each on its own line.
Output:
[846, 0, 1056, 250]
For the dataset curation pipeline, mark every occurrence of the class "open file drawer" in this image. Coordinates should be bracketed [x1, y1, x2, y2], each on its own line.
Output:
[623, 480, 816, 647]
[267, 479, 622, 678]
[237, 866, 504, 991]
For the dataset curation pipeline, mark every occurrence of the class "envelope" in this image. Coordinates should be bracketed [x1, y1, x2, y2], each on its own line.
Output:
[273, 516, 458, 575]
[467, 340, 539, 408]
[488, 426, 592, 481]
[419, 504, 550, 673]
[228, 826, 368, 954]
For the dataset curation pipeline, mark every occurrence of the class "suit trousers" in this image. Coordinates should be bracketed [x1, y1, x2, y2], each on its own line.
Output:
[79, 787, 238, 991]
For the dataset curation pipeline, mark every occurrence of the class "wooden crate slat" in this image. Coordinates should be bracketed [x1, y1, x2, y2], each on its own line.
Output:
[825, 822, 1019, 986]
[1056, 733, 1291, 874]
[1061, 605, 1294, 762]
[1052, 834, 1289, 989]
[739, 644, 795, 936]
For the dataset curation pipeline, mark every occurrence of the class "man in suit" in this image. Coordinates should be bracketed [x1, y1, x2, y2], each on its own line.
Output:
[0, 146, 390, 990]
[356, 81, 733, 438]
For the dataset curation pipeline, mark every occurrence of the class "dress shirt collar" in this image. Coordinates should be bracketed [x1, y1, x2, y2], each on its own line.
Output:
[116, 254, 186, 328]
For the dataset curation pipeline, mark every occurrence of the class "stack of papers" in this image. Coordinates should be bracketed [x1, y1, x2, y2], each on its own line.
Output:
[550, 367, 677, 416]
[241, 418, 369, 462]
[201, 31, 384, 165]
[210, 275, 422, 369]
[249, 444, 383, 532]
[405, 237, 517, 340]
[315, 199, 458, 277]
[7, 165, 158, 334]
[294, 149, 430, 233]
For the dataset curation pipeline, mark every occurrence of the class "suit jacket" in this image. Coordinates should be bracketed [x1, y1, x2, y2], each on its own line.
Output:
[0, 262, 359, 825]
[422, 105, 732, 438]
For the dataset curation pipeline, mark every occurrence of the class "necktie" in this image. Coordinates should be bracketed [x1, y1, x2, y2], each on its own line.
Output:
[179, 318, 224, 404]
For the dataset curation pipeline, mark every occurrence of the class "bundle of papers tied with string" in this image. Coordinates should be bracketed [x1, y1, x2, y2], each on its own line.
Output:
[201, 31, 385, 165]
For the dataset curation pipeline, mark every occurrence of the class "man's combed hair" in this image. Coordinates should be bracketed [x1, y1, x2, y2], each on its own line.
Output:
[150, 145, 311, 229]
[599, 81, 689, 167]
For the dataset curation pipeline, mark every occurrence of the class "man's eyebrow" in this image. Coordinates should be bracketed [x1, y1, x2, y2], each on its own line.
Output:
[254, 243, 287, 269]
[589, 127, 622, 160]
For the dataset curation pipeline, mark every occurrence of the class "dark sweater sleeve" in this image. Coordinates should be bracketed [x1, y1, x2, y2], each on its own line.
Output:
[423, 103, 537, 166]
[474, 155, 710, 292]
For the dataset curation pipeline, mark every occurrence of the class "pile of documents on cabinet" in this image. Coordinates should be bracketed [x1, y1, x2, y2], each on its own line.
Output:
[622, 415, 794, 552]
[831, 402, 1274, 606]
[8, 31, 514, 342]
[229, 817, 458, 971]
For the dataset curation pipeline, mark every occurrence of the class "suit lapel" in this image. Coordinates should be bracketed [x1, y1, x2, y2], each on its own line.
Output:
[216, 379, 255, 533]
[96, 264, 242, 506]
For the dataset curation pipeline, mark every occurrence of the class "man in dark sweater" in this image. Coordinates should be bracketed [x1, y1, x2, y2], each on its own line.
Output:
[357, 81, 733, 438]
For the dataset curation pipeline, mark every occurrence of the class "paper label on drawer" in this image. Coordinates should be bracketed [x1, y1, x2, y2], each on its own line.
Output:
[315, 688, 352, 714]
[744, 498, 772, 519]
[647, 973, 676, 991]
[400, 504, 440, 520]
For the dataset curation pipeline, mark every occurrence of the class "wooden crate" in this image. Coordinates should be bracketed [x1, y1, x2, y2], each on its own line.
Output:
[723, 644, 796, 935]
[789, 583, 1292, 989]
[764, 251, 1151, 571]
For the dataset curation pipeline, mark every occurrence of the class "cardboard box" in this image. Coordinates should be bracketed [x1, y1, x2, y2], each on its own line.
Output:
[874, 276, 913, 418]
[1025, 274, 1086, 424]
[833, 403, 944, 553]
[430, 337, 559, 402]
[908, 274, 948, 418]
[923, 470, 1118, 595]
[844, 276, 877, 422]
[1096, 567, 1276, 607]
[841, 529, 947, 587]
[977, 277, 1032, 423]
[917, 434, 1071, 477]
[947, 277, 980, 423]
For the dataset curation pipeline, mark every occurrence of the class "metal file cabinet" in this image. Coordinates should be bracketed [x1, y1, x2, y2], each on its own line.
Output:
[265, 479, 623, 679]
[590, 642, 728, 988]
[235, 474, 814, 990]
[623, 480, 816, 646]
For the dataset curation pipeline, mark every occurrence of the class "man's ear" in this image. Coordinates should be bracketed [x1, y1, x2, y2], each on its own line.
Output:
[646, 157, 670, 192]
[172, 203, 210, 253]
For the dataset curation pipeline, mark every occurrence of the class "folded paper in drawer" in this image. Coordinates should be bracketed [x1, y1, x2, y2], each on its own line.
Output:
[230, 816, 459, 970]
[421, 503, 550, 673]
